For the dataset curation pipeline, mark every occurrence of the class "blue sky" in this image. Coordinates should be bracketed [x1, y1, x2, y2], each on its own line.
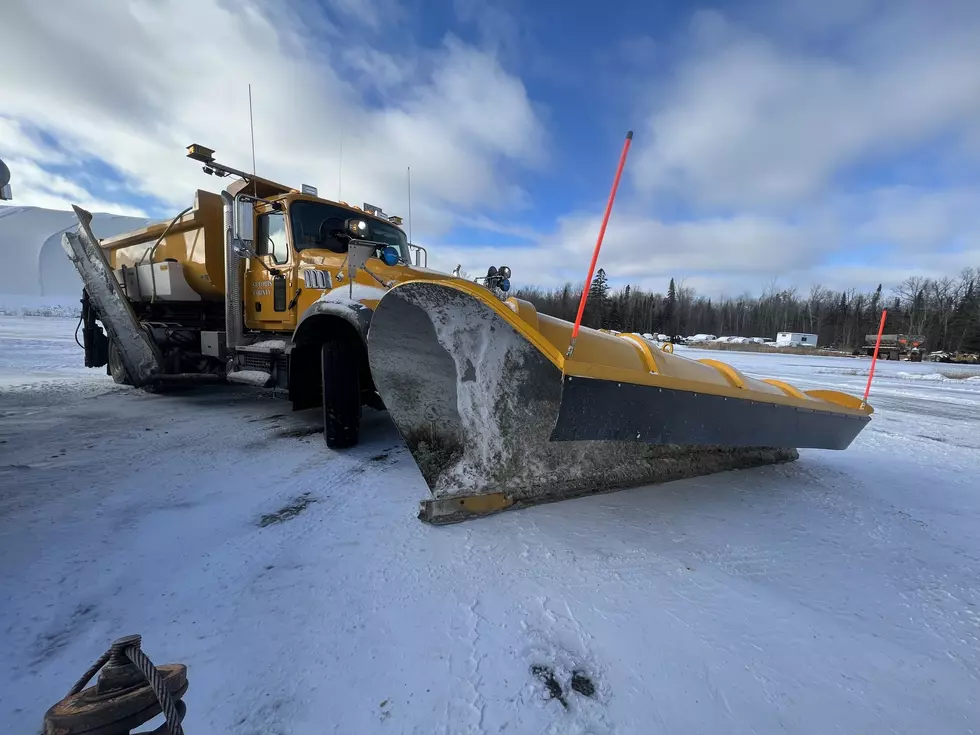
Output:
[2, 0, 979, 297]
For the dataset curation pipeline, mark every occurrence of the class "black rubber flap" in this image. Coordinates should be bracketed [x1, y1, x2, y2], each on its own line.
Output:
[550, 375, 869, 450]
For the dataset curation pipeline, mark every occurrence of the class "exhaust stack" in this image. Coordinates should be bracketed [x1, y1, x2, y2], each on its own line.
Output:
[222, 191, 243, 353]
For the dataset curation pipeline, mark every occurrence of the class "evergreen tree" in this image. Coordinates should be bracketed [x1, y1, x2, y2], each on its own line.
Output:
[665, 277, 677, 335]
[584, 268, 609, 328]
[869, 284, 882, 316]
[510, 269, 980, 353]
[604, 299, 622, 331]
[589, 268, 609, 302]
[952, 280, 979, 352]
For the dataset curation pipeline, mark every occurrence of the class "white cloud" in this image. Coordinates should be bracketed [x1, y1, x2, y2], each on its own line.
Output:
[631, 3, 980, 209]
[485, 0, 980, 299]
[0, 123, 147, 215]
[430, 183, 980, 299]
[0, 0, 546, 238]
[431, 209, 821, 292]
[324, 0, 403, 29]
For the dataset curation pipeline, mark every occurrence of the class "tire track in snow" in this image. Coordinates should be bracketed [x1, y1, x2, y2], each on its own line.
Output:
[441, 597, 488, 735]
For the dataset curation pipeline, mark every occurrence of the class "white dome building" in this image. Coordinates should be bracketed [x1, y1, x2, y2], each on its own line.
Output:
[0, 205, 152, 301]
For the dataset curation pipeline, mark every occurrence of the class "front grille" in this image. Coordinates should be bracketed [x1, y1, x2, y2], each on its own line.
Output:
[303, 269, 332, 290]
[242, 352, 288, 373]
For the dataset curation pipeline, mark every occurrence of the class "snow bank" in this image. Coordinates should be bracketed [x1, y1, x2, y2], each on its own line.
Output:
[0, 204, 150, 298]
[896, 371, 980, 382]
[0, 294, 81, 317]
[4, 319, 980, 734]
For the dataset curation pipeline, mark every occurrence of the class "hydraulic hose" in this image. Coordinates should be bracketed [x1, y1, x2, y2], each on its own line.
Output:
[142, 205, 193, 304]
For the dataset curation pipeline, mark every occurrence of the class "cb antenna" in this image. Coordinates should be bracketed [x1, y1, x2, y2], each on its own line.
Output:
[407, 166, 413, 243]
[248, 83, 257, 197]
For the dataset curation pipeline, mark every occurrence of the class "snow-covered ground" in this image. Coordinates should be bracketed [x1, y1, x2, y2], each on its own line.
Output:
[2, 318, 979, 734]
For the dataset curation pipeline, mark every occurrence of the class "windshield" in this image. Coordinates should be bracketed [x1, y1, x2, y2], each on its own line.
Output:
[290, 200, 411, 263]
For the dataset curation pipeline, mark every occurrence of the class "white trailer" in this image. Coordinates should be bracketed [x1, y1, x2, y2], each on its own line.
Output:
[776, 332, 818, 348]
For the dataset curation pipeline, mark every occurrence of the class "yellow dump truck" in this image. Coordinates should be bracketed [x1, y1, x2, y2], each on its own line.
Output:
[63, 144, 873, 523]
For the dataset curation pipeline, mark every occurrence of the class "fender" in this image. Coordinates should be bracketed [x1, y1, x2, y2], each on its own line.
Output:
[292, 295, 374, 346]
[288, 295, 377, 411]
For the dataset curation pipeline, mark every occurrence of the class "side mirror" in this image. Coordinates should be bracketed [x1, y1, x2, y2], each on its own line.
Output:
[233, 196, 254, 243]
[380, 246, 400, 266]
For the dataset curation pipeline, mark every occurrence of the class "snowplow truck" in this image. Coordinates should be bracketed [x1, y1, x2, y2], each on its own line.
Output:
[63, 144, 874, 524]
[863, 334, 925, 361]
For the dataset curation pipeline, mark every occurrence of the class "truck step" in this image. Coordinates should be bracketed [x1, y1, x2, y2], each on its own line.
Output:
[236, 340, 288, 355]
[148, 373, 227, 386]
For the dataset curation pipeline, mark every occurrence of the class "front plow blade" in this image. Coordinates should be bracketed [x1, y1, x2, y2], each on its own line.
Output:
[368, 282, 816, 524]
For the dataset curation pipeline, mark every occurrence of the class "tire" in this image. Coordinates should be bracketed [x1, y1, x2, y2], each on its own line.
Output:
[321, 339, 361, 448]
[107, 341, 133, 385]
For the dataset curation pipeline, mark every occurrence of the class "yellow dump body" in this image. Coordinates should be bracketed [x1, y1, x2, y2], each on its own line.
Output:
[99, 190, 226, 301]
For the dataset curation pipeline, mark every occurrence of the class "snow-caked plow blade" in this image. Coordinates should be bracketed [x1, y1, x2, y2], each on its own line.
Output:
[61, 205, 164, 387]
[368, 280, 873, 524]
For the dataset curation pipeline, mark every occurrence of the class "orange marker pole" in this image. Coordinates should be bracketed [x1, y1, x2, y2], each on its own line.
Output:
[567, 130, 633, 359]
[862, 309, 887, 407]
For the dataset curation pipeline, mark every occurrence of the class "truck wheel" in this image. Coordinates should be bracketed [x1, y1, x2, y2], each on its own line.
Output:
[321, 339, 361, 448]
[107, 342, 133, 385]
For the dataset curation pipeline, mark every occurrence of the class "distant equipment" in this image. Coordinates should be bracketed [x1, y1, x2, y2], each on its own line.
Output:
[776, 332, 818, 348]
[863, 333, 925, 361]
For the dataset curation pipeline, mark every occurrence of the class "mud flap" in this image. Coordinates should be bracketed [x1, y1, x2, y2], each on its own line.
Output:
[368, 282, 799, 524]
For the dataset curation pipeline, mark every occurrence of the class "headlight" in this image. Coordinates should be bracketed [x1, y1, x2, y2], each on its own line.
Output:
[347, 219, 368, 236]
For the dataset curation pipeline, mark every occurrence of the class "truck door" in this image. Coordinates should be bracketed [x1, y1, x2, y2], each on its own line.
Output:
[245, 207, 298, 331]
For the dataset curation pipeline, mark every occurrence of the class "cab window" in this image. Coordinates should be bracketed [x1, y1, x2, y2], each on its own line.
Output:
[256, 211, 288, 265]
[290, 200, 411, 261]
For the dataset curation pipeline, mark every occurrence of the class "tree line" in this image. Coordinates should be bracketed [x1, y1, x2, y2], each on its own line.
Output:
[512, 267, 980, 353]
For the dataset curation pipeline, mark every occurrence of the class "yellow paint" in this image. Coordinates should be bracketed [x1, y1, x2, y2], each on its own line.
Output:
[454, 493, 514, 514]
[762, 378, 807, 400]
[398, 281, 873, 418]
[616, 332, 664, 374]
[696, 358, 748, 389]
[102, 189, 225, 300]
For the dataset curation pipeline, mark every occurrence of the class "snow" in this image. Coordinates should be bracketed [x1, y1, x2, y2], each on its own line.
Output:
[316, 282, 389, 306]
[0, 294, 82, 317]
[226, 369, 273, 386]
[896, 370, 980, 382]
[0, 204, 150, 298]
[242, 339, 288, 352]
[414, 286, 533, 495]
[3, 318, 980, 734]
